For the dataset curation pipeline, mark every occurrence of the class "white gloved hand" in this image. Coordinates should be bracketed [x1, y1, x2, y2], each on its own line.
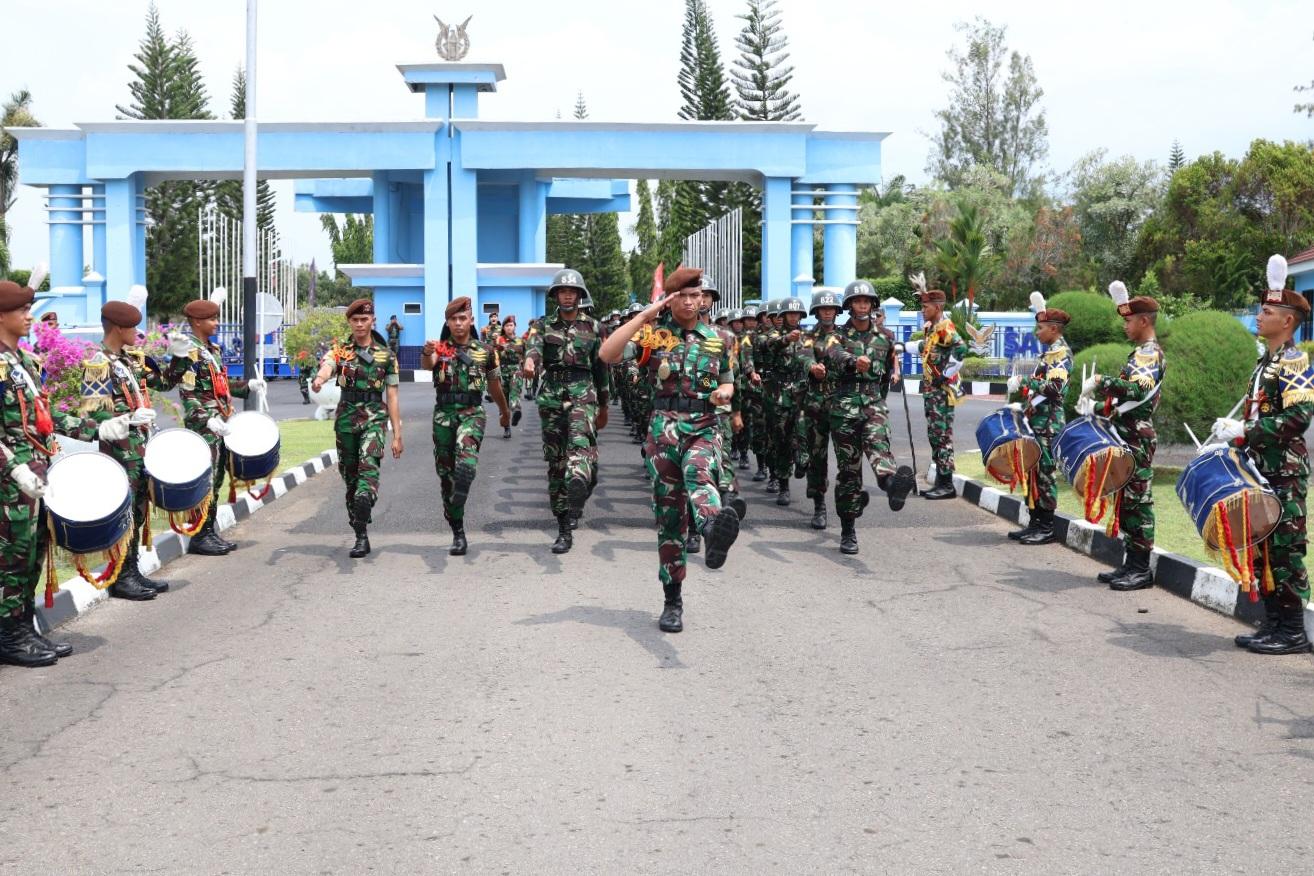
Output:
[207, 416, 231, 438]
[167, 332, 192, 358]
[1213, 417, 1245, 444]
[1080, 374, 1100, 398]
[11, 463, 46, 500]
[129, 408, 157, 426]
[1006, 401, 1023, 413]
[1006, 375, 1021, 395]
[247, 377, 267, 394]
[98, 415, 131, 441]
[1075, 397, 1096, 417]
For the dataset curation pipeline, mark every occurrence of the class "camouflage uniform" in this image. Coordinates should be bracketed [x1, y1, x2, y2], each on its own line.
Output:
[1097, 340, 1165, 552]
[525, 311, 608, 517]
[733, 323, 758, 463]
[765, 327, 807, 488]
[431, 338, 498, 524]
[920, 317, 968, 477]
[711, 323, 739, 496]
[386, 320, 402, 358]
[323, 332, 399, 524]
[824, 322, 898, 517]
[1019, 337, 1072, 513]
[796, 322, 838, 499]
[495, 333, 525, 421]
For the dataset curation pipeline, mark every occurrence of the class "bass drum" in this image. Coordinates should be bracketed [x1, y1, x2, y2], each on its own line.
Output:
[223, 411, 281, 482]
[45, 451, 133, 554]
[974, 407, 1040, 485]
[144, 428, 214, 512]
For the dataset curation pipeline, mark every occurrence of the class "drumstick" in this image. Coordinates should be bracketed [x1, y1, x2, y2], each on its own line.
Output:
[1183, 422, 1202, 451]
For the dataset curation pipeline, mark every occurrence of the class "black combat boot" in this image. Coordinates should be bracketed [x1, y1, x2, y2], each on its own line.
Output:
[794, 457, 808, 480]
[126, 538, 169, 594]
[551, 515, 573, 554]
[109, 564, 158, 601]
[775, 481, 791, 507]
[659, 583, 683, 633]
[1008, 516, 1040, 541]
[451, 467, 475, 509]
[685, 531, 701, 554]
[703, 509, 740, 570]
[922, 471, 957, 500]
[0, 612, 57, 668]
[1097, 554, 1130, 584]
[1019, 509, 1057, 545]
[839, 517, 859, 555]
[722, 492, 748, 522]
[1246, 606, 1312, 655]
[738, 450, 750, 471]
[1109, 549, 1153, 591]
[25, 602, 72, 659]
[503, 426, 511, 439]
[449, 520, 468, 556]
[511, 410, 522, 427]
[187, 515, 231, 556]
[752, 455, 768, 482]
[765, 475, 779, 494]
[567, 476, 589, 515]
[300, 387, 311, 404]
[810, 495, 827, 530]
[1236, 596, 1280, 648]
[878, 465, 916, 512]
[349, 520, 371, 558]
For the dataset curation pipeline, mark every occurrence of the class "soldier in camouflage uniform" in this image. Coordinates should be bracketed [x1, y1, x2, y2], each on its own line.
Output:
[727, 307, 755, 472]
[621, 301, 651, 446]
[1081, 282, 1164, 591]
[0, 277, 112, 666]
[80, 298, 172, 600]
[523, 269, 609, 554]
[386, 315, 403, 359]
[311, 298, 404, 559]
[797, 289, 843, 529]
[494, 316, 525, 439]
[913, 281, 968, 499]
[1005, 293, 1072, 546]
[1214, 256, 1314, 654]
[739, 303, 769, 482]
[685, 279, 740, 554]
[600, 266, 745, 634]
[823, 280, 916, 554]
[754, 300, 783, 490]
[764, 297, 809, 507]
[163, 297, 264, 556]
[423, 297, 511, 557]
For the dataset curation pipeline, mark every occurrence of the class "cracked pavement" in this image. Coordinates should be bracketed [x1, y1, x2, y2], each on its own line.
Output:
[1, 385, 1311, 873]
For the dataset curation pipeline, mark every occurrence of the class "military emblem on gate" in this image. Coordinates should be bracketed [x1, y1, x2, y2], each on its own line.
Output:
[434, 15, 472, 61]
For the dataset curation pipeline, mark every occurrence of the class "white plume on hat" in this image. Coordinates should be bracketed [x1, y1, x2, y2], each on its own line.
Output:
[126, 284, 149, 312]
[209, 286, 227, 305]
[1267, 254, 1288, 291]
[26, 262, 48, 292]
[1029, 291, 1046, 313]
[1107, 280, 1129, 307]
[908, 271, 927, 296]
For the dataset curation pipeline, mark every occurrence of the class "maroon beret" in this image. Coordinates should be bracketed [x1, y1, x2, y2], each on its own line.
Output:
[445, 296, 472, 319]
[1117, 296, 1159, 317]
[918, 289, 948, 305]
[1264, 288, 1312, 316]
[663, 266, 704, 294]
[345, 298, 374, 318]
[1036, 308, 1071, 326]
[40, 312, 59, 323]
[102, 301, 143, 328]
[0, 280, 34, 313]
[183, 299, 220, 320]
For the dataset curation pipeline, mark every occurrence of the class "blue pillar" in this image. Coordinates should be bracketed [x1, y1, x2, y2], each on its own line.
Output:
[517, 173, 546, 263]
[790, 184, 815, 300]
[761, 177, 791, 299]
[103, 177, 140, 303]
[822, 184, 859, 287]
[450, 134, 478, 310]
[48, 184, 84, 291]
[91, 184, 107, 278]
[452, 85, 479, 119]
[422, 167, 449, 341]
[372, 171, 394, 263]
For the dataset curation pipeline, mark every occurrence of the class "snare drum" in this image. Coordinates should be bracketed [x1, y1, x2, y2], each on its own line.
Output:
[1054, 415, 1134, 499]
[975, 407, 1040, 484]
[1176, 447, 1282, 550]
[223, 411, 281, 481]
[144, 428, 214, 512]
[45, 452, 133, 554]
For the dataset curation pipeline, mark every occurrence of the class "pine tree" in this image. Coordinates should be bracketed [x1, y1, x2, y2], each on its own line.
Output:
[215, 67, 276, 229]
[1168, 139, 1186, 173]
[731, 0, 801, 122]
[628, 180, 660, 294]
[115, 3, 173, 121]
[585, 211, 629, 313]
[573, 91, 589, 121]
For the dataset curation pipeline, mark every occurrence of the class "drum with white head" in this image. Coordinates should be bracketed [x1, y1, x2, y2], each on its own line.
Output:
[144, 428, 213, 512]
[45, 451, 133, 554]
[223, 411, 281, 481]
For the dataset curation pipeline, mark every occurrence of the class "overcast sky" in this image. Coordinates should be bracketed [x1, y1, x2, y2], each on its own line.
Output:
[4, 0, 1311, 274]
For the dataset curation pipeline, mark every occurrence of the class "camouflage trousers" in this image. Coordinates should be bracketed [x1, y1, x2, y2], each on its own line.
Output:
[716, 412, 738, 494]
[0, 484, 46, 619]
[1116, 434, 1156, 552]
[335, 406, 388, 524]
[923, 388, 957, 474]
[645, 412, 724, 589]
[830, 401, 895, 518]
[743, 389, 767, 458]
[433, 404, 486, 523]
[1249, 478, 1309, 607]
[767, 393, 801, 482]
[1029, 430, 1059, 514]
[796, 400, 833, 499]
[500, 367, 523, 416]
[537, 381, 599, 517]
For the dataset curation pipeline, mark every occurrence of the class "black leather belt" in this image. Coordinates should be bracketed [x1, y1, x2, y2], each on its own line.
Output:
[340, 389, 382, 403]
[545, 366, 592, 381]
[654, 396, 714, 413]
[435, 391, 482, 406]
[838, 379, 882, 394]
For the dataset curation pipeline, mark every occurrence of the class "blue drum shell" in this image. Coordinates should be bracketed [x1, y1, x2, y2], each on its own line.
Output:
[229, 438, 281, 482]
[149, 470, 211, 513]
[47, 492, 133, 555]
[1175, 448, 1281, 547]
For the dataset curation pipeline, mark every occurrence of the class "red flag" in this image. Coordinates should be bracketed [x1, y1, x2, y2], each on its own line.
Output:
[651, 262, 665, 303]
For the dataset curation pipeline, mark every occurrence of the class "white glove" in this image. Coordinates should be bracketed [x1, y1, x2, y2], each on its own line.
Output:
[1080, 374, 1100, 398]
[1006, 375, 1021, 394]
[11, 463, 46, 500]
[207, 416, 231, 438]
[167, 332, 193, 358]
[129, 408, 157, 426]
[98, 415, 131, 441]
[247, 378, 267, 394]
[1006, 401, 1023, 412]
[1213, 417, 1245, 444]
[1075, 397, 1096, 417]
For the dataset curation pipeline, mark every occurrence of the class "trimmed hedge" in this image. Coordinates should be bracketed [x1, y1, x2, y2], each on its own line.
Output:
[1047, 291, 1123, 354]
[1065, 342, 1132, 420]
[1157, 311, 1258, 445]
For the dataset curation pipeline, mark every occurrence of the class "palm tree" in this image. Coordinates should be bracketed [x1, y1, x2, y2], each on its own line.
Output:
[1, 89, 41, 224]
[949, 203, 992, 311]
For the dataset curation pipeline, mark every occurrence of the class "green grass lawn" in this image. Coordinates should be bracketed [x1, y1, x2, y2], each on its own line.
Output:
[954, 453, 1213, 566]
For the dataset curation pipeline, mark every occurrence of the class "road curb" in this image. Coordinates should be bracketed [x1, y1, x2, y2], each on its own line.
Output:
[951, 473, 1314, 635]
[35, 449, 339, 634]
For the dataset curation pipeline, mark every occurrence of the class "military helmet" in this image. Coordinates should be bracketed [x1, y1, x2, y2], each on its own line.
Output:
[742, 304, 759, 319]
[843, 279, 878, 308]
[627, 301, 645, 316]
[762, 299, 779, 316]
[810, 288, 844, 315]
[714, 307, 729, 323]
[578, 288, 594, 310]
[547, 268, 588, 299]
[700, 277, 720, 302]
[727, 308, 745, 322]
[781, 297, 807, 316]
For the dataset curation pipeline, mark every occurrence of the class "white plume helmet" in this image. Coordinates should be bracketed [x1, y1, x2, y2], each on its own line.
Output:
[26, 262, 48, 293]
[1267, 254, 1288, 291]
[1107, 280, 1129, 307]
[209, 286, 227, 305]
[1029, 291, 1046, 313]
[908, 271, 928, 297]
[126, 284, 149, 312]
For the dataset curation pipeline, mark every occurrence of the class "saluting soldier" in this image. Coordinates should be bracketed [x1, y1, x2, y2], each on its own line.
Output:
[1005, 292, 1073, 546]
[163, 295, 265, 556]
[422, 297, 511, 557]
[310, 298, 404, 559]
[494, 315, 525, 439]
[523, 269, 609, 554]
[823, 280, 916, 554]
[599, 266, 745, 634]
[1213, 255, 1313, 654]
[798, 289, 843, 530]
[912, 275, 968, 499]
[1079, 281, 1164, 591]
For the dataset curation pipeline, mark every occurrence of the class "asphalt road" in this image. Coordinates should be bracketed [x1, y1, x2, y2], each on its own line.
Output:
[1, 390, 1311, 873]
